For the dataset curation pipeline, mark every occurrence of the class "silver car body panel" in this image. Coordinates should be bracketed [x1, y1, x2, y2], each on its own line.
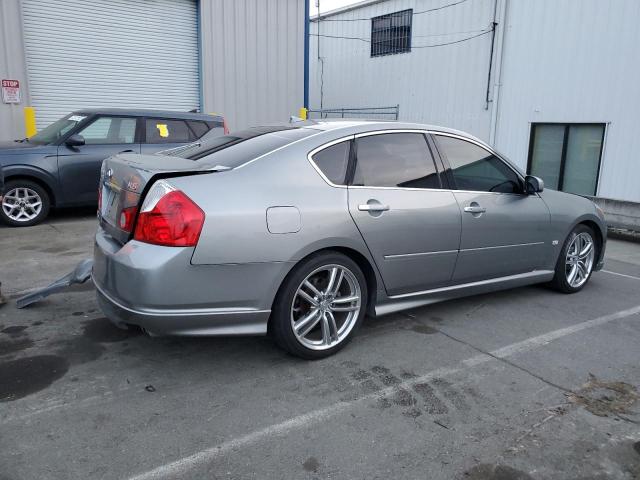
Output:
[92, 120, 607, 336]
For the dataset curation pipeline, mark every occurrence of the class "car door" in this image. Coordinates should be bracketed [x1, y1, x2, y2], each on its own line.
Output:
[140, 118, 195, 154]
[57, 115, 140, 205]
[432, 133, 551, 283]
[346, 131, 461, 296]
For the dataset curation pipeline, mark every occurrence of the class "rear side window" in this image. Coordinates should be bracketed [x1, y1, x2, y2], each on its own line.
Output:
[311, 141, 350, 185]
[435, 135, 523, 194]
[353, 133, 440, 189]
[146, 119, 193, 144]
[187, 120, 210, 138]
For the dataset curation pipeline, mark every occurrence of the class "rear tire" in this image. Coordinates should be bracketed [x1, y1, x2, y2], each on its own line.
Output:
[0, 180, 51, 227]
[271, 251, 367, 360]
[549, 224, 597, 293]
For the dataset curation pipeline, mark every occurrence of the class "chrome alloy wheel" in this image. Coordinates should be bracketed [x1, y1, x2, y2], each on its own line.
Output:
[290, 264, 362, 350]
[1, 187, 43, 222]
[565, 232, 595, 288]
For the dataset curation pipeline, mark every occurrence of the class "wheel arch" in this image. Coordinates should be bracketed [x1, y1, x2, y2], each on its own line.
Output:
[578, 219, 605, 265]
[270, 245, 380, 324]
[5, 172, 58, 207]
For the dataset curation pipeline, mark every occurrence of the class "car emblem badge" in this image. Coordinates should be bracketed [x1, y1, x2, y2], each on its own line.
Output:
[106, 168, 113, 178]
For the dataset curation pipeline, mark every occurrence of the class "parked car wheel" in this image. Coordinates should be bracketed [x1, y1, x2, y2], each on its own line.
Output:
[550, 224, 597, 293]
[271, 252, 368, 359]
[0, 180, 51, 227]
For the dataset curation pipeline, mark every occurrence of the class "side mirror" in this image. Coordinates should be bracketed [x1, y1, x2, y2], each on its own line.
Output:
[525, 175, 544, 194]
[65, 134, 85, 147]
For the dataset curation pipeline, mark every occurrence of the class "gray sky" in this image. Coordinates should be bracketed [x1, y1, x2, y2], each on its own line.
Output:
[310, 0, 363, 15]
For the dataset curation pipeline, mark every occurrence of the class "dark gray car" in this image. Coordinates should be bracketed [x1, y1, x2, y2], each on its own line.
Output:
[93, 120, 607, 359]
[0, 108, 226, 226]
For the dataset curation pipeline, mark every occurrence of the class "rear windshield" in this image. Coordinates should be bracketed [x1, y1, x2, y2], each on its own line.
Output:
[162, 126, 317, 169]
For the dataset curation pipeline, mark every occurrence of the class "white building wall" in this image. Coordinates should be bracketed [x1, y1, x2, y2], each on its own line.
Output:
[201, 0, 305, 131]
[311, 0, 640, 204]
[0, 0, 30, 141]
[310, 0, 497, 139]
[493, 0, 640, 203]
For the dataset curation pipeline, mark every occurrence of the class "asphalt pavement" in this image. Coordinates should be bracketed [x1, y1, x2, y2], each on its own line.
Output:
[1, 210, 639, 479]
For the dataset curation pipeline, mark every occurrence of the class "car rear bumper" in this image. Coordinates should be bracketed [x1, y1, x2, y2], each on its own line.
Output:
[95, 281, 270, 336]
[93, 228, 292, 336]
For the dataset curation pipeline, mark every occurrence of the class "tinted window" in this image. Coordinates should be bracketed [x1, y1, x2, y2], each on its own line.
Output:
[187, 120, 209, 138]
[353, 133, 440, 189]
[436, 136, 522, 194]
[146, 119, 192, 144]
[77, 116, 136, 144]
[312, 141, 350, 185]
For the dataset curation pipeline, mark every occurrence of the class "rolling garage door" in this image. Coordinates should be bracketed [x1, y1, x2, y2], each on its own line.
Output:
[22, 0, 200, 129]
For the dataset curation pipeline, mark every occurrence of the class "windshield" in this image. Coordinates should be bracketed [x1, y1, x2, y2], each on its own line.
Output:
[29, 113, 89, 144]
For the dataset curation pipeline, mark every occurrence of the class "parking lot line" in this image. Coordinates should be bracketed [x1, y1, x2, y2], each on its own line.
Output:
[602, 270, 640, 281]
[126, 304, 640, 480]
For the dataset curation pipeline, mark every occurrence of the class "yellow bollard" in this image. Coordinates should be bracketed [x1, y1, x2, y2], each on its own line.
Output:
[298, 107, 308, 120]
[24, 107, 37, 137]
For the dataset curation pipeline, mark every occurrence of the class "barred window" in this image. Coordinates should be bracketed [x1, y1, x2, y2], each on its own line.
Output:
[371, 9, 412, 57]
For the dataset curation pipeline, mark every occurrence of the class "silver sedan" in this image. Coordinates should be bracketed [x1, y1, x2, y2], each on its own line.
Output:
[93, 121, 606, 359]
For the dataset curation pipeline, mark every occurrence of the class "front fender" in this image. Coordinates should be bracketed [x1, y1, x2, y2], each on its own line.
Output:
[3, 163, 61, 205]
[540, 189, 607, 270]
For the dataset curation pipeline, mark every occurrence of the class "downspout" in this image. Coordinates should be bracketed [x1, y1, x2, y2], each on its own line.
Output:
[489, 0, 508, 146]
[196, 0, 204, 112]
[303, 0, 310, 109]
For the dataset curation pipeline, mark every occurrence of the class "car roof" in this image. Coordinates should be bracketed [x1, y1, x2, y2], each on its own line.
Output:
[72, 108, 223, 121]
[292, 119, 487, 147]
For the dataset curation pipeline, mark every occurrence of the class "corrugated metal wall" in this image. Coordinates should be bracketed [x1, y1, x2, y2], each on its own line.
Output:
[494, 0, 640, 202]
[200, 0, 305, 131]
[310, 0, 496, 139]
[0, 0, 30, 141]
[21, 0, 201, 129]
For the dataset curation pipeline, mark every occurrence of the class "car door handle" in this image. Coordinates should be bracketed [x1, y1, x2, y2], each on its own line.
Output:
[464, 205, 486, 214]
[358, 204, 390, 212]
[118, 149, 134, 154]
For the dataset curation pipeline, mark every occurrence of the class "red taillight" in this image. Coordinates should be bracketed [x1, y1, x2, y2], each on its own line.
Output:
[133, 190, 204, 247]
[223, 118, 229, 135]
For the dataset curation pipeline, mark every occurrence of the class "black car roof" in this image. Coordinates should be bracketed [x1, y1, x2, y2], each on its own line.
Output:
[72, 108, 223, 121]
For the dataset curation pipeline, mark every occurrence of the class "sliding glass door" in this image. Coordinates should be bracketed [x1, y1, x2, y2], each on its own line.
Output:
[528, 123, 605, 196]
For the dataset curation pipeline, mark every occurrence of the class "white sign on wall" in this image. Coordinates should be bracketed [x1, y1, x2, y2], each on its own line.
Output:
[1, 79, 21, 104]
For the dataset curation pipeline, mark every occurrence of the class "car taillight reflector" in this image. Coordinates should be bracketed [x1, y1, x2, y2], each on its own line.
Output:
[223, 118, 229, 135]
[119, 206, 138, 232]
[133, 186, 204, 247]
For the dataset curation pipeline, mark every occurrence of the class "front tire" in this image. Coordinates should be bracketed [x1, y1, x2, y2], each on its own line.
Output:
[550, 224, 597, 293]
[271, 252, 368, 360]
[0, 180, 51, 227]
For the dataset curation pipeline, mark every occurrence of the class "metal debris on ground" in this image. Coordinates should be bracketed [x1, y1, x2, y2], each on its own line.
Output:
[15, 259, 93, 309]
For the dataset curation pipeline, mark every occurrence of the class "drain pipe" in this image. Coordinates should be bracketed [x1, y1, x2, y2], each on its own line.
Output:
[489, 0, 508, 147]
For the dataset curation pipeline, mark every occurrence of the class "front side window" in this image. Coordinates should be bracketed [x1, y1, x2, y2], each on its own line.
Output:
[77, 116, 136, 145]
[353, 133, 440, 189]
[528, 123, 605, 196]
[146, 119, 192, 144]
[311, 141, 350, 185]
[371, 9, 412, 57]
[435, 135, 522, 194]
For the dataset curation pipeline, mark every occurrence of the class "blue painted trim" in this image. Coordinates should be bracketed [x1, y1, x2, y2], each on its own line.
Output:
[196, 0, 204, 112]
[303, 0, 310, 109]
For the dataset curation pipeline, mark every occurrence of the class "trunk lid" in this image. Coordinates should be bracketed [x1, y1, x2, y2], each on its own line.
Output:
[98, 153, 227, 244]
